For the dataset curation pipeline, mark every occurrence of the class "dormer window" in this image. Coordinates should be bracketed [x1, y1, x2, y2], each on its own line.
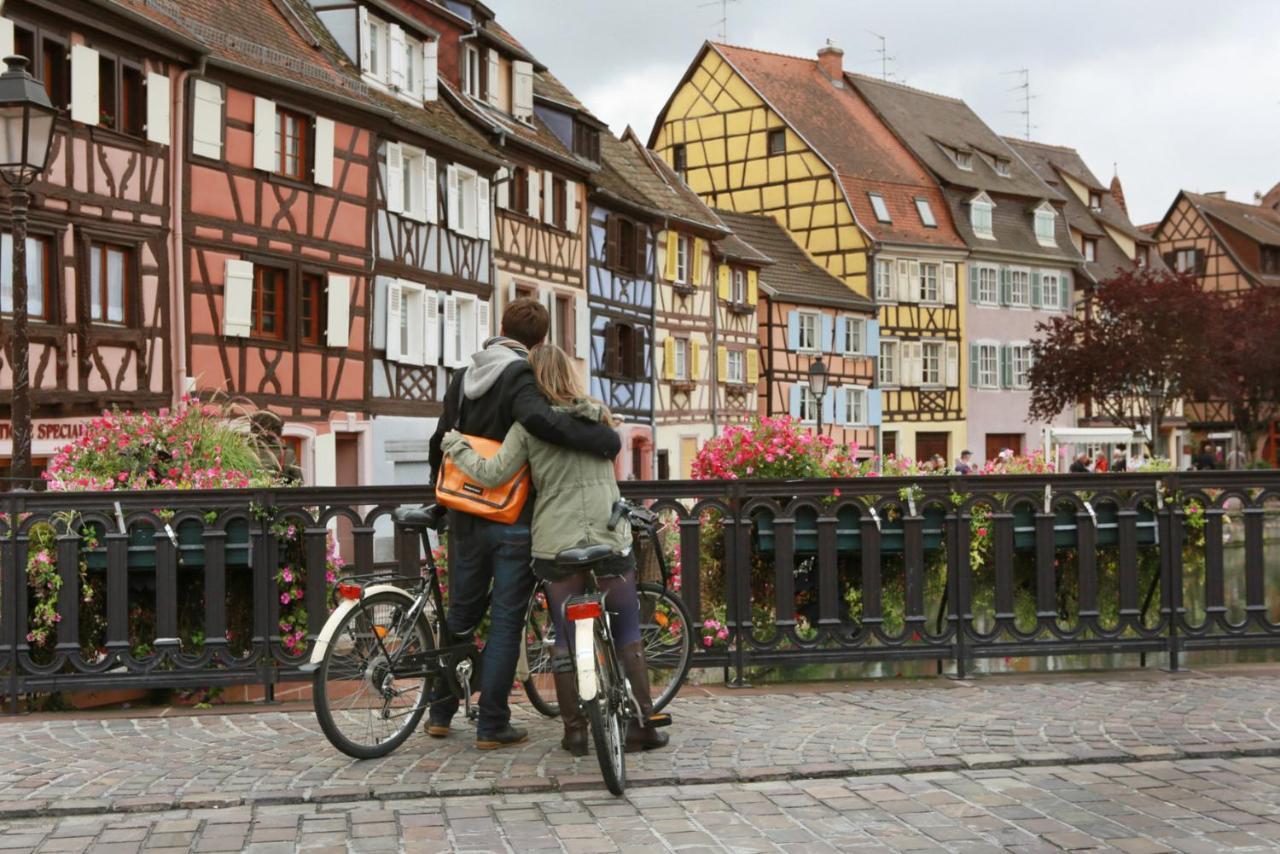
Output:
[462, 44, 482, 98]
[367, 16, 388, 80]
[954, 149, 973, 171]
[1089, 191, 1103, 211]
[1033, 203, 1057, 247]
[915, 198, 937, 228]
[994, 158, 1011, 177]
[359, 11, 437, 102]
[970, 193, 995, 239]
[868, 192, 891, 223]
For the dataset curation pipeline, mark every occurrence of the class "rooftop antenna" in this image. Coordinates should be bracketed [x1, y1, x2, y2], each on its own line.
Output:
[1003, 68, 1035, 140]
[868, 31, 895, 81]
[699, 0, 741, 41]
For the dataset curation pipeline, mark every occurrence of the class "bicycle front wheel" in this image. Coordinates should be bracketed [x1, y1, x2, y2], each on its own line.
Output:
[587, 632, 627, 796]
[637, 582, 693, 713]
[522, 584, 560, 717]
[314, 591, 434, 759]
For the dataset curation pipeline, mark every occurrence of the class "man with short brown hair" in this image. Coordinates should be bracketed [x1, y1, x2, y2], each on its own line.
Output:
[427, 297, 619, 749]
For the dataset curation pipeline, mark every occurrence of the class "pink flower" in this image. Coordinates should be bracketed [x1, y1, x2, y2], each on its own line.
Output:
[280, 593, 290, 605]
[702, 636, 713, 648]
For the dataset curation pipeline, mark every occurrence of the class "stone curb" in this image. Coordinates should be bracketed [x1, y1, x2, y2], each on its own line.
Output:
[2, 740, 1275, 820]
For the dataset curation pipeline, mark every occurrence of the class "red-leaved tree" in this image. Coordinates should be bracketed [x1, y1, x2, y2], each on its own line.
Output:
[1027, 269, 1215, 455]
[1202, 287, 1280, 461]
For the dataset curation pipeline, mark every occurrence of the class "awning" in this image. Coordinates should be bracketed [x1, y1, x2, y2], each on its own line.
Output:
[1044, 427, 1140, 445]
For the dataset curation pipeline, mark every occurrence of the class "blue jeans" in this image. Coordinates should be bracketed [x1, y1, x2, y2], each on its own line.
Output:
[431, 516, 534, 735]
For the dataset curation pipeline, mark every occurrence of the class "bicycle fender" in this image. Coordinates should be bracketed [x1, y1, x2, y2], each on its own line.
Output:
[307, 584, 420, 666]
[574, 618, 597, 701]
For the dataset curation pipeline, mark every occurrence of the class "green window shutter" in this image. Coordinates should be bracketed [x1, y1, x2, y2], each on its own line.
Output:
[969, 265, 978, 303]
[1059, 275, 1070, 311]
[1031, 270, 1042, 308]
[999, 344, 1013, 389]
[999, 267, 1011, 306]
[969, 343, 980, 387]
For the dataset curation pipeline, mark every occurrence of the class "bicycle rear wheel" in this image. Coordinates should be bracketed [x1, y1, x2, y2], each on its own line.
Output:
[587, 630, 627, 796]
[314, 591, 434, 759]
[522, 584, 559, 717]
[636, 582, 693, 713]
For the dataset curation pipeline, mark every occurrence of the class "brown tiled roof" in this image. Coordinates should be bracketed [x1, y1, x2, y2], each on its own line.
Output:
[715, 229, 772, 265]
[614, 131, 725, 234]
[850, 73, 1063, 203]
[714, 44, 964, 251]
[714, 209, 875, 313]
[592, 133, 664, 215]
[940, 186, 1076, 263]
[1187, 192, 1280, 248]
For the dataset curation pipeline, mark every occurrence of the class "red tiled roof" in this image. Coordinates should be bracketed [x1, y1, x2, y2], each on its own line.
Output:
[714, 43, 965, 251]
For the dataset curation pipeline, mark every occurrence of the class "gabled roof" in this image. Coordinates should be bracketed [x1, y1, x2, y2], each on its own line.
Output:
[1186, 191, 1280, 248]
[710, 43, 964, 251]
[714, 209, 875, 313]
[939, 186, 1076, 263]
[849, 74, 1062, 202]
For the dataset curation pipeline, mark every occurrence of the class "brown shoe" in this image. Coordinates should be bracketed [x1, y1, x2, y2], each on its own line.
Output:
[618, 641, 670, 753]
[475, 724, 528, 751]
[552, 653, 588, 757]
[424, 712, 451, 738]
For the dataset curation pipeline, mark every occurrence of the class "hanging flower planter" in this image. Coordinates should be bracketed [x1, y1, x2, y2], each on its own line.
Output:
[1011, 505, 1081, 550]
[82, 518, 252, 571]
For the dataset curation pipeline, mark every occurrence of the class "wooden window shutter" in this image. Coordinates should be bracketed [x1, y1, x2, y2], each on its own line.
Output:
[145, 72, 171, 146]
[358, 6, 372, 72]
[446, 164, 462, 232]
[605, 215, 619, 269]
[385, 143, 404, 213]
[716, 346, 728, 384]
[664, 231, 679, 281]
[747, 268, 758, 305]
[314, 433, 336, 487]
[385, 281, 403, 362]
[942, 263, 956, 303]
[604, 322, 620, 375]
[895, 259, 911, 302]
[486, 49, 500, 107]
[945, 341, 959, 387]
[252, 97, 276, 172]
[692, 238, 706, 284]
[512, 60, 534, 119]
[541, 170, 555, 225]
[477, 298, 491, 349]
[574, 292, 589, 360]
[424, 157, 438, 225]
[999, 267, 1012, 305]
[690, 338, 702, 377]
[313, 116, 335, 187]
[0, 20, 13, 59]
[191, 79, 224, 159]
[788, 385, 801, 419]
[477, 176, 491, 241]
[70, 44, 100, 126]
[495, 166, 509, 210]
[423, 39, 439, 101]
[632, 326, 647, 379]
[969, 343, 980, 387]
[635, 224, 648, 277]
[1030, 270, 1043, 308]
[442, 293, 459, 367]
[1059, 275, 1069, 310]
[326, 273, 351, 348]
[999, 344, 1013, 389]
[1195, 249, 1207, 276]
[909, 261, 921, 302]
[565, 181, 580, 233]
[389, 25, 406, 89]
[663, 336, 676, 380]
[746, 349, 759, 385]
[222, 259, 254, 338]
[526, 168, 541, 219]
[424, 290, 440, 365]
[717, 264, 730, 300]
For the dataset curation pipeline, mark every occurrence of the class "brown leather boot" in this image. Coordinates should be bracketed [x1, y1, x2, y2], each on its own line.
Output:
[552, 653, 588, 757]
[618, 641, 669, 753]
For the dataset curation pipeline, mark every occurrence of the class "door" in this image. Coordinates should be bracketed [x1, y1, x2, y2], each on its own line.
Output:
[881, 431, 897, 459]
[334, 433, 361, 559]
[915, 432, 949, 465]
[680, 437, 698, 480]
[985, 433, 1024, 462]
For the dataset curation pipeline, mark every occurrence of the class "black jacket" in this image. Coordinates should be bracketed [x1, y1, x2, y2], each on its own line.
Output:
[428, 359, 621, 529]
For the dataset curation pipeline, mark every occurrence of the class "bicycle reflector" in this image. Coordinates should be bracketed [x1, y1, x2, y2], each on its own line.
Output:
[565, 600, 602, 621]
[337, 583, 362, 601]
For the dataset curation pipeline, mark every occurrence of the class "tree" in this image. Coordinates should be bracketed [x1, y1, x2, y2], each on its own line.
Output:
[1027, 269, 1215, 456]
[1203, 287, 1280, 462]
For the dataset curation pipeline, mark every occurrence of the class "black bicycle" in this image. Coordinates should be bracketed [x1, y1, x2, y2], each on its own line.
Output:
[306, 505, 475, 759]
[521, 500, 693, 719]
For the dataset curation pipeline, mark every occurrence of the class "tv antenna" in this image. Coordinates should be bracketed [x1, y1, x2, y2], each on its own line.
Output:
[868, 31, 895, 81]
[699, 0, 741, 41]
[1003, 68, 1036, 140]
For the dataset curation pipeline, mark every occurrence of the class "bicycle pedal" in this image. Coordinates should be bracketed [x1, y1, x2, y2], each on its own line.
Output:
[465, 707, 479, 722]
[647, 713, 672, 729]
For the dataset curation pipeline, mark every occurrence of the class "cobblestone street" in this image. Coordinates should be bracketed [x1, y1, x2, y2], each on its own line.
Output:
[5, 668, 1280, 851]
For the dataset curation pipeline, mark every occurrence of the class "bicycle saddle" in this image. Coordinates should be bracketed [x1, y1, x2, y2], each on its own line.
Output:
[554, 543, 616, 568]
[393, 504, 447, 531]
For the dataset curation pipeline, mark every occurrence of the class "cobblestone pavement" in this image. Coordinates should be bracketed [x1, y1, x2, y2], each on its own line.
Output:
[5, 670, 1280, 814]
[6, 756, 1280, 852]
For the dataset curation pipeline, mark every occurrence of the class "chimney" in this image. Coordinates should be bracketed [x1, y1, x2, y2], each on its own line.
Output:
[1204, 191, 1228, 199]
[817, 40, 844, 86]
[1109, 173, 1128, 216]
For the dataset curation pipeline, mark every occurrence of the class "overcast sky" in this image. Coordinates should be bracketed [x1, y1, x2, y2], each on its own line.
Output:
[496, 0, 1280, 226]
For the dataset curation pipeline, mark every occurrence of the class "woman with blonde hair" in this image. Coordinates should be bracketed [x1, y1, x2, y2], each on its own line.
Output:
[440, 344, 668, 756]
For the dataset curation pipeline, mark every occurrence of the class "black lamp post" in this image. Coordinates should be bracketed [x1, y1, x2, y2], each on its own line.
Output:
[808, 356, 829, 436]
[0, 56, 56, 486]
[1145, 382, 1164, 460]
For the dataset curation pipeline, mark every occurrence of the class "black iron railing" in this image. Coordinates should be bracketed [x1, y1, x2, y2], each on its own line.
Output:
[3, 472, 1279, 710]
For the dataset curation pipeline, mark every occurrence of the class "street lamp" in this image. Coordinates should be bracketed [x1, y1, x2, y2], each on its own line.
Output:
[1145, 382, 1163, 461]
[808, 356, 829, 436]
[0, 56, 56, 486]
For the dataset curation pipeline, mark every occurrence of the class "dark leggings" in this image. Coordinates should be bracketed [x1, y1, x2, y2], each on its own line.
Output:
[548, 569, 641, 651]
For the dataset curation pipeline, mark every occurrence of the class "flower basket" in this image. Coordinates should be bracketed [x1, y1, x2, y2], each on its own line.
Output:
[879, 506, 946, 553]
[83, 519, 252, 570]
[1092, 504, 1158, 547]
[1012, 505, 1080, 550]
[755, 504, 862, 555]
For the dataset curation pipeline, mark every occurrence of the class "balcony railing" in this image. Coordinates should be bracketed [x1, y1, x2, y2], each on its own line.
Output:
[3, 471, 1280, 710]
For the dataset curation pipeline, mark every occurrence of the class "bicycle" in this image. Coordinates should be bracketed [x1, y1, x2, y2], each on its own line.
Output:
[549, 499, 674, 794]
[305, 504, 475, 759]
[521, 500, 693, 719]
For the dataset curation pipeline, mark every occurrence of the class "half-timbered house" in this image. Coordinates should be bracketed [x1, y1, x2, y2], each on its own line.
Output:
[716, 210, 879, 454]
[647, 42, 969, 463]
[1153, 190, 1280, 462]
[711, 222, 770, 430]
[850, 72, 1079, 462]
[0, 0, 196, 482]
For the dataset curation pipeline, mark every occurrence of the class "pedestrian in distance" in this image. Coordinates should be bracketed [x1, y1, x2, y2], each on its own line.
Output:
[1111, 448, 1127, 472]
[955, 450, 974, 474]
[1069, 452, 1091, 474]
